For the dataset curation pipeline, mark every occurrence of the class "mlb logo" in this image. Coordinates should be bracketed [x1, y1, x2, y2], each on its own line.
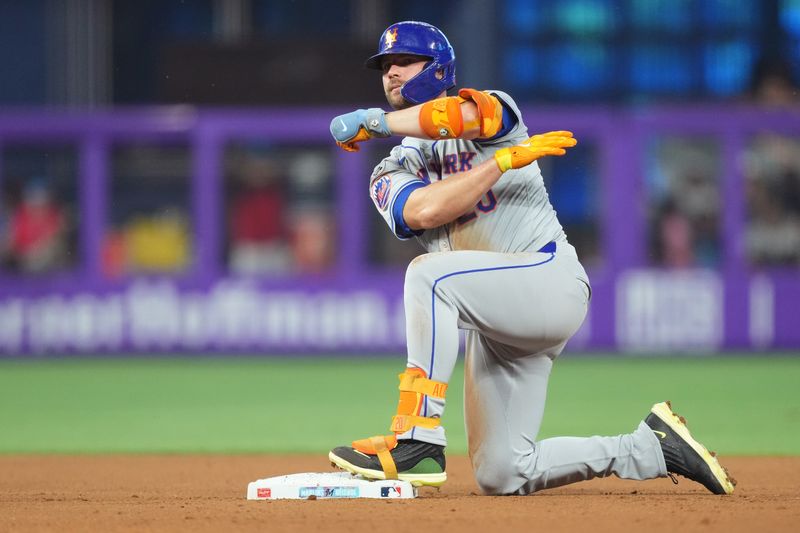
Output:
[380, 486, 402, 497]
[257, 487, 271, 498]
[372, 175, 392, 211]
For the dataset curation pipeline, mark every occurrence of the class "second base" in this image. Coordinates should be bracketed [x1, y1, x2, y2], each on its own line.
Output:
[247, 472, 417, 500]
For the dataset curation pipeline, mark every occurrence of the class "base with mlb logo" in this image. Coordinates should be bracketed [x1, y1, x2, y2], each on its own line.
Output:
[247, 472, 416, 500]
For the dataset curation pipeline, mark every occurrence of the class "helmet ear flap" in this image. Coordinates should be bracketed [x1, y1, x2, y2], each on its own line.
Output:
[400, 67, 443, 104]
[400, 55, 456, 104]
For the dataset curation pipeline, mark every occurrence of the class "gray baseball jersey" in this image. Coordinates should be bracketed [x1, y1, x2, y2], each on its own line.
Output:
[369, 91, 567, 255]
[369, 91, 666, 494]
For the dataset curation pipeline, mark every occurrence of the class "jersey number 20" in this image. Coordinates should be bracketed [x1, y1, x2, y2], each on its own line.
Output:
[456, 189, 497, 225]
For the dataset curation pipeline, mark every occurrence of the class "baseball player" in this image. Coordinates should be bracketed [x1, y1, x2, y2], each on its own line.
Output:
[328, 21, 735, 496]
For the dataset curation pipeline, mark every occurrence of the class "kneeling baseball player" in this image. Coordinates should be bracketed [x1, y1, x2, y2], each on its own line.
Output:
[327, 21, 735, 496]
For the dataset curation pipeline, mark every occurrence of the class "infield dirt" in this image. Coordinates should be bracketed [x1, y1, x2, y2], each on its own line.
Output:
[1, 455, 798, 532]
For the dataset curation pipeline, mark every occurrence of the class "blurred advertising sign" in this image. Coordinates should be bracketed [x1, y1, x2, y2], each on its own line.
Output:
[0, 282, 408, 354]
[616, 270, 724, 352]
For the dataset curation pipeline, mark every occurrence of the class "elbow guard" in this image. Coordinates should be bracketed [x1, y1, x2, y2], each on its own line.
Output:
[458, 89, 503, 138]
[419, 96, 465, 139]
[418, 89, 504, 140]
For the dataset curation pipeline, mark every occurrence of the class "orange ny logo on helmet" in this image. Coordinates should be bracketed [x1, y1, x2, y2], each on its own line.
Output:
[384, 28, 398, 49]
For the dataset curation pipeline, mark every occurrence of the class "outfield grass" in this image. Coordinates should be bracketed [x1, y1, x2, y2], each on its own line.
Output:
[1, 355, 798, 455]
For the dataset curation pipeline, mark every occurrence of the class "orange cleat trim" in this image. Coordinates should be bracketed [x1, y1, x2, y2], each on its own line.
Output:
[352, 434, 397, 454]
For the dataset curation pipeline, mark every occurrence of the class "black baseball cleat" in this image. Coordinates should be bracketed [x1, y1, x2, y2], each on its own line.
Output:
[645, 401, 736, 495]
[329, 439, 447, 487]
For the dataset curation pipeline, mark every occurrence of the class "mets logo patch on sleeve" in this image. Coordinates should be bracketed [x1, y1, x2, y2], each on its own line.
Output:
[371, 175, 392, 211]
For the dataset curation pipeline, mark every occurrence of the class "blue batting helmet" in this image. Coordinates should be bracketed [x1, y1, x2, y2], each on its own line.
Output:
[364, 21, 456, 105]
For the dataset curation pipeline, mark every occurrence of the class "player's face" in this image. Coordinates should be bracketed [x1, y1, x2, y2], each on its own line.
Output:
[381, 54, 428, 110]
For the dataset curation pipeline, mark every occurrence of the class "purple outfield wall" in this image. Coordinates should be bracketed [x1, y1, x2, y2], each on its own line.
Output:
[0, 106, 798, 356]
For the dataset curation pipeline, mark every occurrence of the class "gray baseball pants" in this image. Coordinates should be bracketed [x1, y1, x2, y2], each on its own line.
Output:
[397, 242, 667, 495]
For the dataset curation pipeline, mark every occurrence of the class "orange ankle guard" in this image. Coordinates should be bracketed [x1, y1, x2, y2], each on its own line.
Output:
[351, 368, 448, 478]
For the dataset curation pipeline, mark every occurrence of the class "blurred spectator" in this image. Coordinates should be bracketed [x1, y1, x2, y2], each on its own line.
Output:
[748, 57, 800, 107]
[647, 138, 721, 268]
[108, 143, 194, 276]
[286, 153, 336, 273]
[745, 135, 800, 266]
[677, 170, 720, 266]
[0, 183, 14, 268]
[656, 199, 693, 267]
[290, 209, 335, 273]
[124, 208, 190, 273]
[227, 149, 291, 274]
[100, 212, 191, 277]
[102, 226, 127, 278]
[6, 179, 68, 273]
[744, 57, 800, 267]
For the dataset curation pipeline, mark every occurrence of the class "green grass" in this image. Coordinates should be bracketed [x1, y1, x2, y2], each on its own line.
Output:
[1, 355, 798, 455]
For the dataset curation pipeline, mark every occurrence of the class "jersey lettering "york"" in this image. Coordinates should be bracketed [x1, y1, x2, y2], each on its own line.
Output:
[443, 151, 477, 174]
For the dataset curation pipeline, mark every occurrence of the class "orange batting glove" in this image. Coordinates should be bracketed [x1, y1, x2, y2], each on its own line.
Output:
[494, 131, 577, 172]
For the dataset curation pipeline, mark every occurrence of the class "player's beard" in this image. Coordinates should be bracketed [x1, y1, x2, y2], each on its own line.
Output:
[385, 85, 412, 110]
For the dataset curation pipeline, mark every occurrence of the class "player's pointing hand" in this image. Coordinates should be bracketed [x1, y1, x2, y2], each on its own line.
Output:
[330, 109, 393, 152]
[494, 131, 578, 172]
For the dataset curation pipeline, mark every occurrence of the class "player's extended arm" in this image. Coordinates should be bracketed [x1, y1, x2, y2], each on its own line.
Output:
[404, 131, 577, 229]
[383, 98, 482, 140]
[329, 89, 502, 151]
